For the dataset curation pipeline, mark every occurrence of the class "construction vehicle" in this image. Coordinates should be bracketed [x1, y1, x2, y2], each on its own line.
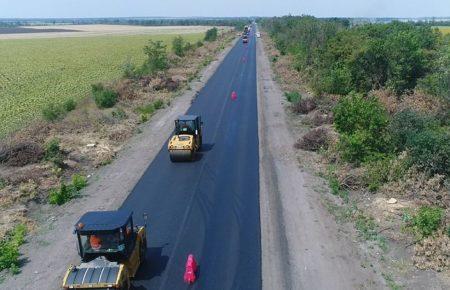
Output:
[168, 115, 203, 162]
[243, 25, 249, 35]
[62, 210, 147, 290]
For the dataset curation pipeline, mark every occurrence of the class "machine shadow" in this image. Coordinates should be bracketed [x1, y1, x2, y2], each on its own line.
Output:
[200, 143, 214, 152]
[133, 246, 169, 283]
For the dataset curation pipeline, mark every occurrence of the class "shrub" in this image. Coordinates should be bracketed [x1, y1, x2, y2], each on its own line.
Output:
[71, 174, 88, 191]
[285, 92, 301, 103]
[42, 103, 64, 121]
[111, 108, 128, 120]
[137, 104, 155, 116]
[292, 98, 317, 114]
[140, 113, 149, 123]
[295, 127, 330, 151]
[407, 129, 450, 176]
[140, 40, 168, 76]
[92, 83, 118, 109]
[333, 93, 390, 163]
[44, 138, 64, 168]
[204, 27, 218, 42]
[321, 65, 353, 95]
[364, 153, 409, 191]
[184, 42, 193, 52]
[172, 36, 186, 57]
[48, 182, 76, 205]
[412, 206, 444, 237]
[364, 157, 392, 191]
[196, 40, 204, 47]
[0, 224, 26, 273]
[355, 214, 378, 240]
[63, 98, 77, 112]
[122, 58, 136, 78]
[153, 99, 164, 110]
[388, 109, 436, 152]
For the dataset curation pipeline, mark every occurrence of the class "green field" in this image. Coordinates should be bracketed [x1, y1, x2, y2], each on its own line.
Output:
[0, 33, 203, 137]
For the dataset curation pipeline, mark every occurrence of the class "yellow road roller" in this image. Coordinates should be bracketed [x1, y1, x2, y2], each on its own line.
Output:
[168, 115, 203, 162]
[62, 210, 147, 290]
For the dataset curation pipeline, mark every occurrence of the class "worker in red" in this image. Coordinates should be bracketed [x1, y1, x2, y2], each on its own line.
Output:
[90, 235, 102, 251]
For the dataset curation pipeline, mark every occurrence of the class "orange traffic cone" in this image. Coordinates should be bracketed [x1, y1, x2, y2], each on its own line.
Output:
[184, 254, 198, 284]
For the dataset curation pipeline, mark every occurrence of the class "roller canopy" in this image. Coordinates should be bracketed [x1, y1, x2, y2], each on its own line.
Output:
[76, 210, 133, 232]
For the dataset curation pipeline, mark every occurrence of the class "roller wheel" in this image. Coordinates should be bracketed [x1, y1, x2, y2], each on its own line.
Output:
[120, 277, 130, 290]
[140, 238, 147, 262]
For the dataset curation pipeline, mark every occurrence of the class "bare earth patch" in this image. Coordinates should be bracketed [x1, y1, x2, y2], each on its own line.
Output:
[0, 24, 222, 40]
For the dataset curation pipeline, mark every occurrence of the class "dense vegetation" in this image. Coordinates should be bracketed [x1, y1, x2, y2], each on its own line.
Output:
[263, 16, 450, 247]
[263, 17, 449, 176]
[263, 16, 449, 97]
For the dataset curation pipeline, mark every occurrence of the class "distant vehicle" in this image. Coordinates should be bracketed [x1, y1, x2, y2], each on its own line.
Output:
[243, 36, 249, 44]
[256, 32, 261, 38]
[243, 25, 249, 35]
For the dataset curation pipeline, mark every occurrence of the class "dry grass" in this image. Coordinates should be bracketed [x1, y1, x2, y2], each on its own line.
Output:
[436, 26, 450, 35]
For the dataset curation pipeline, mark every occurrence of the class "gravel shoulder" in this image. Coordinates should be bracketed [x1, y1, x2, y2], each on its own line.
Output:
[257, 36, 384, 289]
[1, 38, 237, 290]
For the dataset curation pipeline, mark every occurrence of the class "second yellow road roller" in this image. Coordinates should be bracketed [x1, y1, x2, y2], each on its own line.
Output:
[168, 115, 203, 162]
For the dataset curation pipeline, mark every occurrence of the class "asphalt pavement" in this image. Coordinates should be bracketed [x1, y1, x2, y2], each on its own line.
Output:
[120, 30, 261, 290]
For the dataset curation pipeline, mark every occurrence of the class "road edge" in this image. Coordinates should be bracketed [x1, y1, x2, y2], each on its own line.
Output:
[256, 32, 293, 290]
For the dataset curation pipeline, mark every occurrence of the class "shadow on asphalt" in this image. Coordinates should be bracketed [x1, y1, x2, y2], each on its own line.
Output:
[200, 143, 214, 152]
[132, 245, 169, 288]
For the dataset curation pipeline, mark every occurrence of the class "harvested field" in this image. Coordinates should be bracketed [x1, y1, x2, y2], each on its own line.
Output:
[436, 26, 450, 35]
[0, 24, 214, 40]
[0, 27, 80, 34]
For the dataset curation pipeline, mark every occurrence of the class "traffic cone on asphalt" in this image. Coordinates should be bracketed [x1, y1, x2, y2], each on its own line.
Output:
[184, 254, 198, 284]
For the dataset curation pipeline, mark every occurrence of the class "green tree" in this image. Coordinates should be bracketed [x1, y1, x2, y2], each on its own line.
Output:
[333, 93, 390, 163]
[172, 36, 186, 57]
[204, 27, 218, 41]
[141, 40, 168, 75]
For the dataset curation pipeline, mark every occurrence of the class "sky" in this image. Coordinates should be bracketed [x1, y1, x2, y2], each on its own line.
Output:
[1, 0, 449, 19]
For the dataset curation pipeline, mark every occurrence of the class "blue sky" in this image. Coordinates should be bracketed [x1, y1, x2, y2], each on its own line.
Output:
[1, 0, 449, 18]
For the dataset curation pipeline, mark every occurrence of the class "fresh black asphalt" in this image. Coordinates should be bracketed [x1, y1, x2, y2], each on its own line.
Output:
[120, 30, 261, 290]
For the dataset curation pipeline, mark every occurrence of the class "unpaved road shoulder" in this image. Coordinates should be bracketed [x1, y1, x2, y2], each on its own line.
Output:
[1, 38, 237, 290]
[257, 36, 383, 289]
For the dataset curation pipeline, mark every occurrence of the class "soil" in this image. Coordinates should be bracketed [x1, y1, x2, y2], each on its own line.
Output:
[0, 25, 223, 40]
[0, 37, 237, 290]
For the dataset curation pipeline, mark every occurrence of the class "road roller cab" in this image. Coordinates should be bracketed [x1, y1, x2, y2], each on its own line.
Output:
[62, 210, 147, 290]
[168, 115, 203, 162]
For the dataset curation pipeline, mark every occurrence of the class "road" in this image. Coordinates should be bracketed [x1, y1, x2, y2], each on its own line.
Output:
[121, 31, 261, 290]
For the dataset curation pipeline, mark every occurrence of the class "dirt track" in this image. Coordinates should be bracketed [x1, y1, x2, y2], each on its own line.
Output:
[257, 35, 385, 289]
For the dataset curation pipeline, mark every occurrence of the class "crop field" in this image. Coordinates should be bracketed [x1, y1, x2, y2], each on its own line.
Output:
[0, 32, 203, 137]
[436, 26, 450, 35]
